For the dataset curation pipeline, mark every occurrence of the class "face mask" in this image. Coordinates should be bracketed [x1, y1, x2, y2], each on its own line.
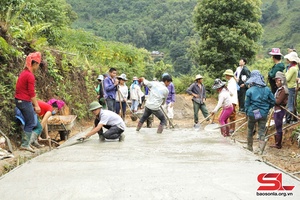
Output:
[52, 110, 56, 115]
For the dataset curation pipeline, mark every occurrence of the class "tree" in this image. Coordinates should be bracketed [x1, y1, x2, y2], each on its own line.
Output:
[193, 0, 263, 77]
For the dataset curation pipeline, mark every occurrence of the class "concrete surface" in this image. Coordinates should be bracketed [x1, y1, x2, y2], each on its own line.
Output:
[0, 127, 299, 200]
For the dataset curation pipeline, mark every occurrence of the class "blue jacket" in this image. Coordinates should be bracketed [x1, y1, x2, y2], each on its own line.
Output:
[104, 76, 117, 99]
[245, 85, 275, 117]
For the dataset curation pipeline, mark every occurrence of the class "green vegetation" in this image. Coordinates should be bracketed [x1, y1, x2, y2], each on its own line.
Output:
[67, 0, 300, 75]
[0, 0, 162, 139]
[194, 0, 263, 77]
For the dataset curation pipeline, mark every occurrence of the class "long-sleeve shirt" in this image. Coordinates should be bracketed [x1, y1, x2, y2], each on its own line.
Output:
[212, 88, 232, 113]
[130, 84, 144, 103]
[285, 65, 298, 88]
[268, 63, 285, 78]
[104, 75, 117, 99]
[166, 82, 175, 104]
[143, 79, 169, 110]
[227, 77, 238, 105]
[15, 69, 36, 101]
[116, 85, 128, 102]
[274, 86, 288, 111]
[245, 86, 275, 117]
[186, 82, 206, 104]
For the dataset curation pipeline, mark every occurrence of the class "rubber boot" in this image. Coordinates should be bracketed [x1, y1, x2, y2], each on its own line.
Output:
[220, 127, 229, 137]
[136, 122, 143, 131]
[270, 134, 282, 149]
[157, 124, 164, 134]
[244, 136, 253, 151]
[20, 131, 35, 153]
[226, 126, 230, 136]
[30, 132, 44, 148]
[254, 140, 265, 154]
[229, 123, 235, 134]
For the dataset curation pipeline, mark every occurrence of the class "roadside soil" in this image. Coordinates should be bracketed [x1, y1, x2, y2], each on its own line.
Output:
[1, 94, 300, 179]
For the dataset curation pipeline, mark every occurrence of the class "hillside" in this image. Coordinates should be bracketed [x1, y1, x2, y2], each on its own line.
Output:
[68, 0, 300, 62]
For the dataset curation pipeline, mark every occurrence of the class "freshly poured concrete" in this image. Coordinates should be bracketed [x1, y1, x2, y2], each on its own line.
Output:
[0, 127, 299, 200]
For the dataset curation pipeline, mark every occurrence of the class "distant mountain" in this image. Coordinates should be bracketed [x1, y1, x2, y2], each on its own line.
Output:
[67, 0, 300, 66]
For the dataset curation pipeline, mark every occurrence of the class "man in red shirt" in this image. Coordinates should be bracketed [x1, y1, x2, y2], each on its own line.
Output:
[15, 52, 41, 153]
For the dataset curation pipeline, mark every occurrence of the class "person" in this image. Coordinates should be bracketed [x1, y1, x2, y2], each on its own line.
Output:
[223, 69, 238, 133]
[103, 68, 119, 112]
[244, 70, 275, 153]
[130, 77, 144, 113]
[136, 75, 171, 134]
[211, 79, 233, 137]
[268, 48, 285, 94]
[29, 100, 54, 148]
[186, 74, 210, 128]
[15, 52, 42, 153]
[115, 74, 128, 120]
[162, 73, 176, 128]
[284, 51, 299, 123]
[79, 101, 125, 142]
[95, 74, 106, 108]
[270, 72, 289, 149]
[234, 58, 250, 113]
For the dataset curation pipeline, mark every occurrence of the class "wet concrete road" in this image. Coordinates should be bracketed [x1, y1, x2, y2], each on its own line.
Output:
[0, 127, 299, 200]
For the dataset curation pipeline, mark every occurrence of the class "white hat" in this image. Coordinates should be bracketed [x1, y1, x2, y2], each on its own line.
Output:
[195, 74, 203, 80]
[117, 73, 128, 81]
[284, 52, 300, 63]
[97, 75, 104, 81]
[223, 69, 234, 77]
[133, 76, 138, 81]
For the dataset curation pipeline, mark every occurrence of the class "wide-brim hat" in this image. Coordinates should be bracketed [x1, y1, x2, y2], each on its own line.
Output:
[246, 70, 266, 87]
[195, 74, 203, 80]
[223, 69, 234, 77]
[89, 101, 102, 111]
[117, 73, 128, 81]
[284, 52, 300, 63]
[97, 75, 104, 81]
[269, 48, 282, 56]
[212, 78, 225, 89]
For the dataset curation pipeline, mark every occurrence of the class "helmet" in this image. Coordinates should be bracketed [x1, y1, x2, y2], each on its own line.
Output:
[212, 78, 225, 89]
[89, 101, 102, 111]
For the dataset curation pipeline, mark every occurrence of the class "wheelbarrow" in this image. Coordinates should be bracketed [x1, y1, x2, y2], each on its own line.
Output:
[47, 115, 77, 141]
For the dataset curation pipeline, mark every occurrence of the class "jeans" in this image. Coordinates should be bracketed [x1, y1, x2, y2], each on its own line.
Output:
[115, 101, 126, 118]
[131, 100, 139, 112]
[193, 101, 209, 124]
[106, 98, 116, 112]
[286, 88, 296, 121]
[140, 107, 166, 126]
[15, 99, 36, 132]
[247, 116, 267, 141]
[274, 109, 285, 136]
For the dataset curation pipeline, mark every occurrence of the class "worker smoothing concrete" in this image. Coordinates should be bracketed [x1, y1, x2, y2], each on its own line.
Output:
[79, 101, 125, 142]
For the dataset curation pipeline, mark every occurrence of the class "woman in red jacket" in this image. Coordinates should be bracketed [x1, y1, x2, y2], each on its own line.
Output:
[15, 52, 41, 153]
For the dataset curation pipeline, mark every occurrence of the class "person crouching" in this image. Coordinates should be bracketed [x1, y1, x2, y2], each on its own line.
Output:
[211, 79, 233, 137]
[79, 102, 125, 142]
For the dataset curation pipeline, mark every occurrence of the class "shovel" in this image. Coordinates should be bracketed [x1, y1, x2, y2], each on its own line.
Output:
[195, 113, 212, 130]
[213, 117, 246, 130]
[160, 105, 177, 129]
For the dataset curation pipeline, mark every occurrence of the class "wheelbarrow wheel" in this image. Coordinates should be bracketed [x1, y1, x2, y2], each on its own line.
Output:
[59, 131, 69, 141]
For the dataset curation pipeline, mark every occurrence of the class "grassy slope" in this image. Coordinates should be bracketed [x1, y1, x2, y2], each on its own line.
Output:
[261, 0, 300, 55]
